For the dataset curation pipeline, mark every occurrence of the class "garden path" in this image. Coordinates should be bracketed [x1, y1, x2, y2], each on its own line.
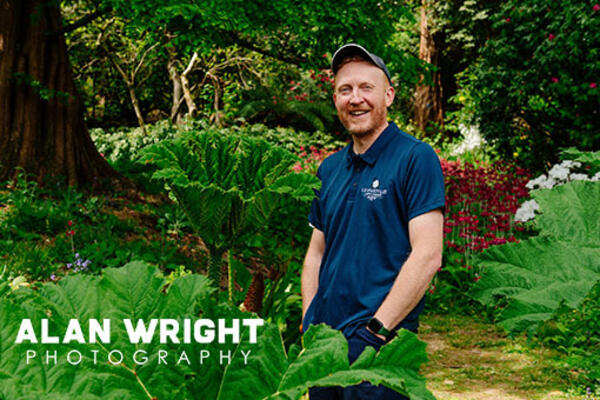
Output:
[420, 314, 588, 400]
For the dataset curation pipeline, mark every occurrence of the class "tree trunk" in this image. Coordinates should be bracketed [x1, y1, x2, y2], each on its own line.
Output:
[126, 83, 146, 134]
[168, 58, 183, 122]
[106, 52, 146, 134]
[180, 52, 198, 118]
[414, 0, 444, 133]
[0, 0, 123, 187]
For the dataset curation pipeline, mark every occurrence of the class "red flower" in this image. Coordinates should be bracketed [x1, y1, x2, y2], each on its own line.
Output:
[594, 4, 600, 11]
[68, 220, 73, 227]
[505, 17, 511, 22]
[548, 33, 555, 41]
[551, 77, 559, 83]
[591, 82, 597, 89]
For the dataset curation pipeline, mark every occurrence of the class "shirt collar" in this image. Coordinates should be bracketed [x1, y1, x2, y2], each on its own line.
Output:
[346, 122, 397, 167]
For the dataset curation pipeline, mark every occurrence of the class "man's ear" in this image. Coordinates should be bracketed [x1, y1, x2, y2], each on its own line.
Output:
[385, 86, 395, 107]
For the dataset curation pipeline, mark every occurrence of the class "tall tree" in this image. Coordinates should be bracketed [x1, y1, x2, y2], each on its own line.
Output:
[1, 0, 412, 186]
[414, 0, 444, 133]
[0, 0, 119, 186]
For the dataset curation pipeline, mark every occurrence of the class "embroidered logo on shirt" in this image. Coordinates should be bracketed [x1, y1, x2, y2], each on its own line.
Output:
[362, 178, 387, 201]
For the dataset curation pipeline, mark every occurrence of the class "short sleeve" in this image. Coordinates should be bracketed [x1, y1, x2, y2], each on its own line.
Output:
[403, 142, 445, 221]
[308, 164, 323, 231]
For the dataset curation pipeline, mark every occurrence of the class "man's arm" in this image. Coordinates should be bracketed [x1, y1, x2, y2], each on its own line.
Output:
[369, 209, 444, 339]
[301, 228, 326, 322]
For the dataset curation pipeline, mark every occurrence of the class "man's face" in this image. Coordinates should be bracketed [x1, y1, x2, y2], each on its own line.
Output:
[333, 61, 394, 138]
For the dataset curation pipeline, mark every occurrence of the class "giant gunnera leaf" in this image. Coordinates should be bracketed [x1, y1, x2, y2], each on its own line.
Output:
[139, 131, 320, 283]
[470, 180, 600, 333]
[0, 262, 434, 400]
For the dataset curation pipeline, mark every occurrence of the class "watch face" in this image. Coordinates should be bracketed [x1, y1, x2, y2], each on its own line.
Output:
[368, 318, 383, 332]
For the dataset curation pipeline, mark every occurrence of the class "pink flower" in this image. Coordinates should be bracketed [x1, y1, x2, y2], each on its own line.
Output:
[551, 77, 559, 83]
[591, 82, 597, 89]
[548, 33, 555, 41]
[292, 164, 303, 172]
[594, 4, 600, 11]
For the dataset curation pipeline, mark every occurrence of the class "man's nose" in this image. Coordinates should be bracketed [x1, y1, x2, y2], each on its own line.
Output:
[349, 89, 363, 104]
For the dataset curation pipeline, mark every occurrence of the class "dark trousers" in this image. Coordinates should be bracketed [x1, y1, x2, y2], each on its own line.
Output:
[308, 326, 411, 400]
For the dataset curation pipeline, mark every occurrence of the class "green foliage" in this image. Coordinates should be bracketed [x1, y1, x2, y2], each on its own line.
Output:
[11, 73, 72, 103]
[469, 180, 600, 333]
[560, 148, 600, 175]
[536, 281, 600, 390]
[470, 0, 600, 171]
[0, 171, 194, 280]
[238, 124, 346, 154]
[238, 68, 344, 135]
[65, 0, 419, 129]
[140, 128, 320, 283]
[0, 262, 434, 399]
[90, 119, 202, 190]
[240, 86, 337, 133]
[104, 0, 412, 70]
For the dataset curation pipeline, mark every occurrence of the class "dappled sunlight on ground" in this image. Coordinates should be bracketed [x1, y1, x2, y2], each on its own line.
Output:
[420, 314, 589, 400]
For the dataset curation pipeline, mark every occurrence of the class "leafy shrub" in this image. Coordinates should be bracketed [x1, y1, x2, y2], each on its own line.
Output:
[470, 0, 600, 172]
[537, 282, 600, 389]
[0, 173, 193, 281]
[0, 262, 435, 399]
[91, 120, 345, 186]
[90, 119, 204, 191]
[239, 123, 346, 155]
[560, 148, 600, 176]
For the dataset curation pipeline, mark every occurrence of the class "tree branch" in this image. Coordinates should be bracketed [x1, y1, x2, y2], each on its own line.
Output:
[223, 30, 307, 66]
[133, 42, 161, 79]
[52, 7, 112, 36]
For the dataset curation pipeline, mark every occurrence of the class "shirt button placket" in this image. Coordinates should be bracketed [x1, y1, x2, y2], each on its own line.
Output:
[349, 163, 362, 202]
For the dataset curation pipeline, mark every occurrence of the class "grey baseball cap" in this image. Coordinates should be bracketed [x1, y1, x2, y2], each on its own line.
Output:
[331, 43, 392, 85]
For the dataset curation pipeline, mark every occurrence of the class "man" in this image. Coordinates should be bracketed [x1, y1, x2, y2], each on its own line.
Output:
[301, 43, 445, 399]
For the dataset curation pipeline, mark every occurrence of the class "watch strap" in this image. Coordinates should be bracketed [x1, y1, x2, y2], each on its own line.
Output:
[367, 317, 391, 338]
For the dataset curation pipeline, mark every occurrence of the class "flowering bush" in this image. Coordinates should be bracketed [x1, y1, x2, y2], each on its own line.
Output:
[428, 159, 532, 311]
[293, 145, 339, 175]
[515, 158, 600, 222]
[470, 0, 600, 171]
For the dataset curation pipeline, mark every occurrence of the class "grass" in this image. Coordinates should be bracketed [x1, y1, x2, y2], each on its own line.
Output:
[419, 313, 594, 400]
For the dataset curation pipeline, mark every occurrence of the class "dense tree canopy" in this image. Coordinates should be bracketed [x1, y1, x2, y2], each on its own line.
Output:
[0, 0, 414, 186]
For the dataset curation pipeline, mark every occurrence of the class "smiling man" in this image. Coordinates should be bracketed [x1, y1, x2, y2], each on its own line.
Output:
[301, 44, 445, 399]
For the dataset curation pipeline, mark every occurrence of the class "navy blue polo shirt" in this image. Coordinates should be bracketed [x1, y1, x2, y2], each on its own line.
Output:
[303, 122, 445, 337]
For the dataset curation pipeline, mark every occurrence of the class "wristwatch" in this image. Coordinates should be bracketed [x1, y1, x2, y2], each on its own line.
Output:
[367, 317, 391, 339]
